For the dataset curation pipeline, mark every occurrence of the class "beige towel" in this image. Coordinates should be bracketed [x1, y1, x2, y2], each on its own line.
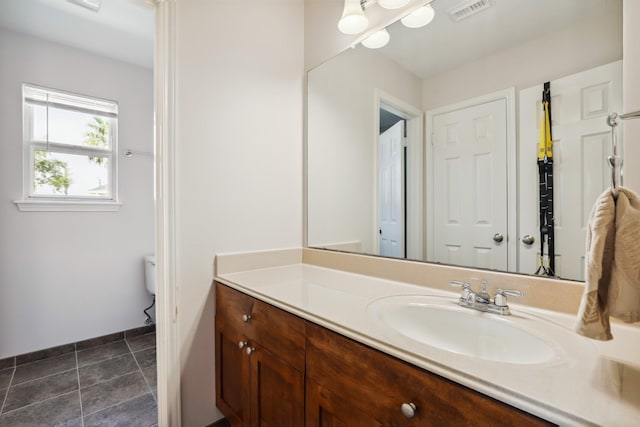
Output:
[576, 187, 640, 340]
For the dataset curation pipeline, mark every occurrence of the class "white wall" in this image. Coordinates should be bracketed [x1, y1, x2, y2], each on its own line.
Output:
[623, 0, 640, 192]
[308, 46, 422, 253]
[168, 1, 639, 425]
[174, 1, 304, 425]
[422, 3, 622, 111]
[0, 29, 154, 358]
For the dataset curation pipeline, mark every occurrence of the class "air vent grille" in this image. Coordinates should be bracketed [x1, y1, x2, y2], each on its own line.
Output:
[448, 0, 491, 22]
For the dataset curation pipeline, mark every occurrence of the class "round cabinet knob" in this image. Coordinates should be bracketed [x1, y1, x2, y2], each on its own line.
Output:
[238, 341, 247, 349]
[245, 346, 255, 356]
[493, 233, 504, 243]
[400, 402, 416, 419]
[522, 234, 535, 245]
[242, 314, 252, 323]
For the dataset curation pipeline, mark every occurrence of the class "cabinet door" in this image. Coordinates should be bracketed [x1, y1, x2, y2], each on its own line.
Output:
[307, 322, 553, 426]
[216, 283, 306, 426]
[215, 322, 249, 427]
[216, 283, 306, 371]
[248, 342, 304, 427]
[306, 379, 384, 427]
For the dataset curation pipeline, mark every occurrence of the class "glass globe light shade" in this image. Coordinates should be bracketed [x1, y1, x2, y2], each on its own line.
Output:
[361, 28, 390, 49]
[401, 4, 435, 28]
[338, 0, 369, 34]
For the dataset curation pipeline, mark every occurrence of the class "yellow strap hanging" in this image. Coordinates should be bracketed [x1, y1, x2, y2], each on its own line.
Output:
[538, 101, 553, 160]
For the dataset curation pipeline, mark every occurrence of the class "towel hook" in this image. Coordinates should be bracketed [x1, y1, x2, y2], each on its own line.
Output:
[606, 110, 640, 198]
[122, 148, 153, 158]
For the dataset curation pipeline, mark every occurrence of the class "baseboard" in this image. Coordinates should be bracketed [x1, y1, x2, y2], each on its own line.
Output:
[0, 324, 156, 367]
[207, 418, 231, 427]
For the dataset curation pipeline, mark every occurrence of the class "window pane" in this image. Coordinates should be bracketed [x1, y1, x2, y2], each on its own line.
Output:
[30, 104, 111, 149]
[33, 150, 110, 198]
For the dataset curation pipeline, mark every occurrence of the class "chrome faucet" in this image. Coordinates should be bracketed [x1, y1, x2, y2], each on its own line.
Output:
[449, 280, 522, 315]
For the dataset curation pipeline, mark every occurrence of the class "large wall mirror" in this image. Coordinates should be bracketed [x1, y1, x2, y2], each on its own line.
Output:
[307, 0, 623, 282]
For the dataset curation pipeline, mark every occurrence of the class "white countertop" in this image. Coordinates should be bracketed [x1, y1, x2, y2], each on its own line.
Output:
[216, 262, 640, 426]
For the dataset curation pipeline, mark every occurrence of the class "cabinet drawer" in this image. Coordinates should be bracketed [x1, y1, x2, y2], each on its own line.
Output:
[306, 322, 553, 426]
[216, 282, 305, 371]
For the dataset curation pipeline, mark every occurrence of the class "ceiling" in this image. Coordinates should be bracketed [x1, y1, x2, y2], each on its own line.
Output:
[0, 0, 155, 69]
[0, 0, 617, 75]
[380, 0, 617, 79]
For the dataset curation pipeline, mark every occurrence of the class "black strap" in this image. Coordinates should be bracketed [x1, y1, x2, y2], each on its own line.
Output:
[536, 82, 555, 276]
[544, 82, 555, 275]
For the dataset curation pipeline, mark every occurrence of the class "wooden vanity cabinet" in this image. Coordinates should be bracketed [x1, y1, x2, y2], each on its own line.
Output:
[215, 282, 305, 427]
[216, 283, 554, 427]
[305, 322, 554, 427]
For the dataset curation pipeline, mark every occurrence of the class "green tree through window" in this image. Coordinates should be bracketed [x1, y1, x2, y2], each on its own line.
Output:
[84, 116, 109, 165]
[33, 116, 108, 194]
[23, 84, 118, 200]
[34, 150, 71, 195]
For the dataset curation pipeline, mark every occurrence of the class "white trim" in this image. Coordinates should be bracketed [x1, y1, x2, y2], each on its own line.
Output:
[154, 1, 181, 427]
[374, 89, 424, 260]
[14, 199, 122, 212]
[425, 87, 517, 272]
[505, 88, 517, 273]
[24, 98, 118, 119]
[23, 83, 119, 115]
[21, 84, 119, 203]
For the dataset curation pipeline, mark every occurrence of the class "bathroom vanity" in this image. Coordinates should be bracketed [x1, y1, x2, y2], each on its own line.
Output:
[214, 248, 640, 426]
[215, 282, 550, 426]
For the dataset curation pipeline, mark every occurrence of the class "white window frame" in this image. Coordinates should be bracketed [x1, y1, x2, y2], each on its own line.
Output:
[15, 84, 122, 212]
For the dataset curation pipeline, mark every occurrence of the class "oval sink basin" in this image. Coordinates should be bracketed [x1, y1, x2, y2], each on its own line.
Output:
[367, 295, 557, 365]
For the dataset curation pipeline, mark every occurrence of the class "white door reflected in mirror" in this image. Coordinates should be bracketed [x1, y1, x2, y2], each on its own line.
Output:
[306, 0, 623, 282]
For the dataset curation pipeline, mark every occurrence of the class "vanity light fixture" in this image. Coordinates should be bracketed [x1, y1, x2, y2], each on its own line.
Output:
[338, 0, 369, 35]
[68, 0, 102, 12]
[378, 0, 411, 9]
[362, 28, 391, 49]
[401, 4, 436, 28]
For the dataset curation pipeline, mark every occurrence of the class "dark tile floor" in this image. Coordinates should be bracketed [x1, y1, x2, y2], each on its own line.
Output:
[0, 332, 157, 427]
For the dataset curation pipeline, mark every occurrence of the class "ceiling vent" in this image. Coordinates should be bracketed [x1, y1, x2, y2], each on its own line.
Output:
[448, 0, 491, 22]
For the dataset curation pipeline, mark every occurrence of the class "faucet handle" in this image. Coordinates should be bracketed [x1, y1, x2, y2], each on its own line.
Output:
[449, 280, 471, 289]
[494, 288, 523, 307]
[450, 281, 472, 300]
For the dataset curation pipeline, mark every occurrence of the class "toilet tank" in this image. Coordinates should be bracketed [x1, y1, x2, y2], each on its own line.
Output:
[143, 255, 156, 295]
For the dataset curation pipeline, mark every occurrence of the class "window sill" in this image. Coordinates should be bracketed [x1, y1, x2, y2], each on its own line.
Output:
[14, 199, 123, 212]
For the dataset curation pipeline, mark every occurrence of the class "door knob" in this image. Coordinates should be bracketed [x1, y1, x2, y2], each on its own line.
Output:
[493, 233, 504, 243]
[242, 314, 252, 323]
[522, 235, 535, 245]
[238, 341, 247, 349]
[245, 346, 255, 356]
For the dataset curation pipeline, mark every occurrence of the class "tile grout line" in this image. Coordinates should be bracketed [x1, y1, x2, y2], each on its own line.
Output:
[92, 335, 155, 420]
[0, 390, 79, 417]
[8, 367, 77, 388]
[78, 349, 133, 370]
[82, 391, 152, 419]
[14, 351, 76, 369]
[75, 349, 85, 427]
[125, 337, 156, 402]
[0, 367, 16, 415]
[81, 368, 144, 393]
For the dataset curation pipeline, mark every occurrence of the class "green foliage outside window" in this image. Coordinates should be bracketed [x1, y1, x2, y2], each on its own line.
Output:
[34, 150, 71, 195]
[33, 116, 108, 194]
[84, 116, 109, 165]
